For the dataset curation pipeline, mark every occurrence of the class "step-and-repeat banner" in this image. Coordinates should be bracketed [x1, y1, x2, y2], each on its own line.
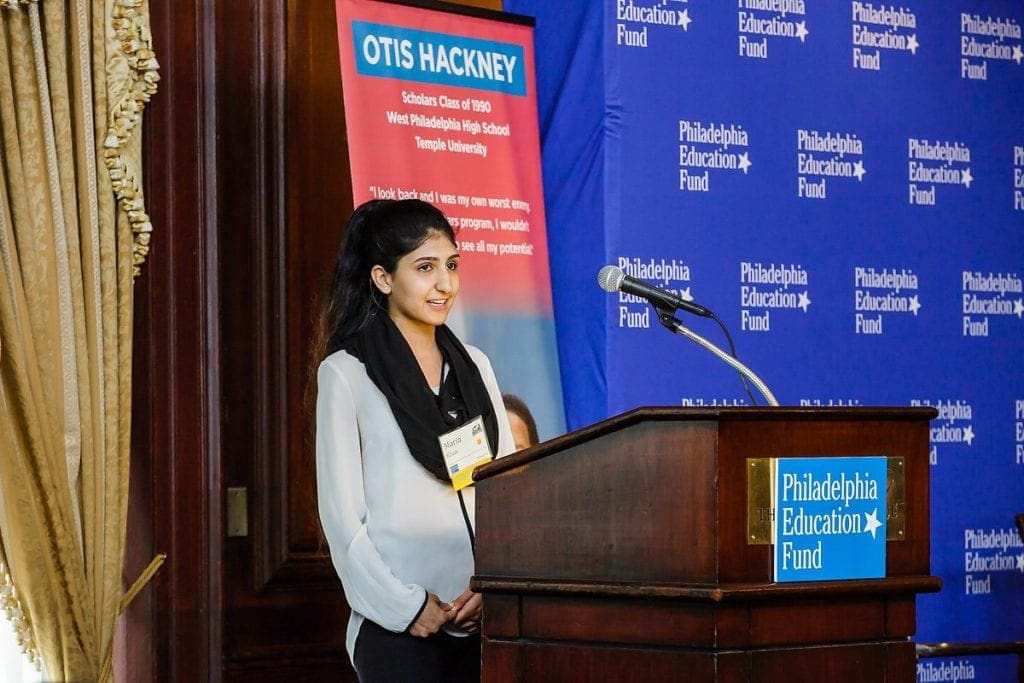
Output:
[334, 0, 564, 440]
[510, 1, 1023, 680]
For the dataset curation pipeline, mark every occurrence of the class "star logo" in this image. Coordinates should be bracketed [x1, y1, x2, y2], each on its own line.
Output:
[795, 21, 809, 43]
[961, 167, 973, 188]
[853, 160, 866, 182]
[679, 9, 692, 31]
[908, 295, 921, 316]
[962, 424, 975, 446]
[798, 291, 812, 313]
[1017, 553, 1024, 573]
[1014, 299, 1024, 318]
[907, 34, 919, 55]
[738, 152, 752, 174]
[863, 508, 882, 539]
[680, 286, 693, 301]
[1013, 44, 1023, 65]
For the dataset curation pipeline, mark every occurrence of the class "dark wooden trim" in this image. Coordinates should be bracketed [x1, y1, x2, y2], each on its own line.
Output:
[477, 406, 940, 479]
[202, 2, 225, 679]
[472, 576, 943, 601]
[248, 0, 345, 578]
[248, 0, 291, 591]
[126, 0, 220, 680]
[123, 214, 156, 683]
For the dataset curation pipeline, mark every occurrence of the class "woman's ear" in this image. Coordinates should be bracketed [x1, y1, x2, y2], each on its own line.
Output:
[370, 265, 392, 295]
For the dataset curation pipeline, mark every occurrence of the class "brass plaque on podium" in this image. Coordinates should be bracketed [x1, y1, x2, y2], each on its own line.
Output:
[746, 457, 905, 545]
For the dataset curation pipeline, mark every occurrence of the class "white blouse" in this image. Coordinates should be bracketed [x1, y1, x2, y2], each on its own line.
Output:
[315, 344, 514, 661]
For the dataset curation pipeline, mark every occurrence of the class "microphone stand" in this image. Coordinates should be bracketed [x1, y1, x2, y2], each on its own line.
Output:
[655, 307, 780, 407]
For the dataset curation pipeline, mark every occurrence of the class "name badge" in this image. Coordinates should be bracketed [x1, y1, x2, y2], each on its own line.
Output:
[439, 415, 493, 491]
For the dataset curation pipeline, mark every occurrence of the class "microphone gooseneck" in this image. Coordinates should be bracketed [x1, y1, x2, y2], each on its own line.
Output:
[596, 264, 777, 406]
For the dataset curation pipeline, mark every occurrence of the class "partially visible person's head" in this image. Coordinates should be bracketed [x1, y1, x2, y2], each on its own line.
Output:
[316, 199, 457, 358]
[503, 394, 539, 451]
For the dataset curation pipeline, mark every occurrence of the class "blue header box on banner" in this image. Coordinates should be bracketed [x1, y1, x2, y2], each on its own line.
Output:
[774, 456, 888, 582]
[350, 21, 526, 95]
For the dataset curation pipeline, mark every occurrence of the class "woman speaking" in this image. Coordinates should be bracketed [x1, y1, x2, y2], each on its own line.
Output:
[313, 199, 513, 682]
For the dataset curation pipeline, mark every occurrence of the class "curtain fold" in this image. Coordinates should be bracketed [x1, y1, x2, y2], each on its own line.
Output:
[0, 0, 158, 679]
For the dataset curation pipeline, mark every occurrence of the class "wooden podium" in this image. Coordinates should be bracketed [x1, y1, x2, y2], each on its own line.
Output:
[472, 407, 941, 682]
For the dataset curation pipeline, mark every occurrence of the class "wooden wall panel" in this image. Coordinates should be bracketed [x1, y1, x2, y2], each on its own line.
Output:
[217, 0, 353, 677]
[125, 0, 218, 679]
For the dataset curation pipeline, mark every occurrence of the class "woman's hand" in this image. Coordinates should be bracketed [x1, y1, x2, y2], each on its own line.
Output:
[409, 593, 455, 638]
[450, 589, 483, 633]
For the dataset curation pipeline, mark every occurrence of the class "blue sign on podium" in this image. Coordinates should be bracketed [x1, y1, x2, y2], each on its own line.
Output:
[774, 456, 888, 582]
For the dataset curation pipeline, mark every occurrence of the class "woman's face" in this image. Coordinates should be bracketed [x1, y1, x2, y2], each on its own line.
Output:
[373, 230, 460, 335]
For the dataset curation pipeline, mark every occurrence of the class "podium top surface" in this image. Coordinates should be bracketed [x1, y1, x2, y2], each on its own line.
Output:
[475, 405, 937, 482]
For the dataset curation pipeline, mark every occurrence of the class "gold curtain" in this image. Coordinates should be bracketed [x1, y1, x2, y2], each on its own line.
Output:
[0, 0, 159, 680]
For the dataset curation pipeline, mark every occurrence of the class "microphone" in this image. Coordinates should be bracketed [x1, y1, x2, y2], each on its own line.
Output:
[598, 265, 714, 318]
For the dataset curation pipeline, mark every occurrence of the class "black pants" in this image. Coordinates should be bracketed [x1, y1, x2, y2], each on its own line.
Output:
[353, 618, 481, 683]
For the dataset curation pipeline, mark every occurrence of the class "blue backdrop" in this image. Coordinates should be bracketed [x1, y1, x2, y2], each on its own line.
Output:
[507, 1, 1024, 680]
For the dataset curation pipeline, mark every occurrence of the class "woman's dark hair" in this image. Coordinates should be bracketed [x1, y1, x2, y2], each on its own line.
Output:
[313, 198, 456, 363]
[502, 393, 540, 447]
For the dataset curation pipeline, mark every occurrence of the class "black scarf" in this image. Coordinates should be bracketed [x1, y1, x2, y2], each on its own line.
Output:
[342, 312, 499, 483]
